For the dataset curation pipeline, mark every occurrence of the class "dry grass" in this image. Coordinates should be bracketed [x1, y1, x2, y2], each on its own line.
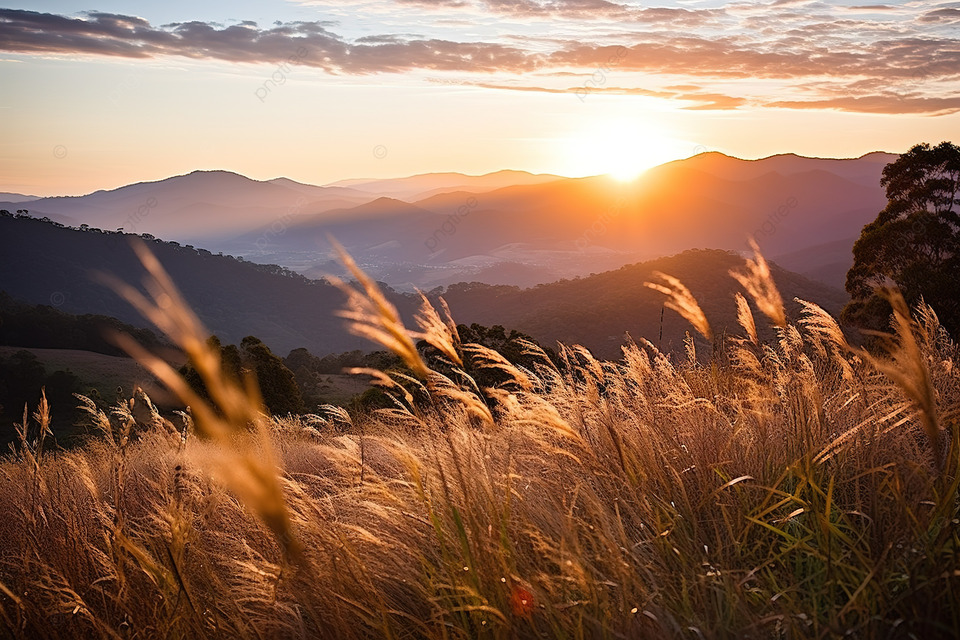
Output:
[0, 244, 958, 639]
[645, 271, 713, 342]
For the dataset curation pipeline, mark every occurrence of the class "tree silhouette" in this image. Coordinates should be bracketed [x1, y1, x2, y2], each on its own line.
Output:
[843, 141, 960, 338]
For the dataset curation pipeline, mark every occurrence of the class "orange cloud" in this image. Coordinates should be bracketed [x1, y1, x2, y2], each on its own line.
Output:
[767, 95, 960, 115]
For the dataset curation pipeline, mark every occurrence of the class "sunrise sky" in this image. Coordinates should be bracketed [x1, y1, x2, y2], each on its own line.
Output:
[1, 0, 959, 196]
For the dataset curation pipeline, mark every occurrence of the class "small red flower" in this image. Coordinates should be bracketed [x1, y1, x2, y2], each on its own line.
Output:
[509, 585, 535, 618]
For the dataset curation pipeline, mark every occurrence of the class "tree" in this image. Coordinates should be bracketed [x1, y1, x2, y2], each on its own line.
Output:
[843, 142, 960, 337]
[240, 336, 304, 415]
[180, 335, 304, 415]
[0, 351, 81, 446]
[416, 322, 556, 391]
[179, 335, 242, 407]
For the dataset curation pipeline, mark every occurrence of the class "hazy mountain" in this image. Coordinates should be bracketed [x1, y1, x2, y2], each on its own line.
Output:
[0, 291, 166, 358]
[241, 152, 888, 289]
[402, 158, 888, 260]
[2, 154, 892, 291]
[677, 151, 895, 187]
[0, 192, 39, 203]
[325, 170, 565, 201]
[1, 170, 375, 243]
[771, 237, 860, 290]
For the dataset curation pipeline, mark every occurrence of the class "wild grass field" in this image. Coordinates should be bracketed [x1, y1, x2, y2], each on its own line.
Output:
[0, 243, 957, 639]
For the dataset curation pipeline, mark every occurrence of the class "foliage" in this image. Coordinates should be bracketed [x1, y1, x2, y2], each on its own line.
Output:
[438, 249, 847, 359]
[0, 350, 81, 445]
[0, 291, 166, 357]
[419, 323, 556, 391]
[844, 141, 960, 338]
[285, 347, 402, 410]
[240, 336, 304, 415]
[180, 335, 303, 415]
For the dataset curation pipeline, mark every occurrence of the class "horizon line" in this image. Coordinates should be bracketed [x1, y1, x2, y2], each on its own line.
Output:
[2, 149, 899, 200]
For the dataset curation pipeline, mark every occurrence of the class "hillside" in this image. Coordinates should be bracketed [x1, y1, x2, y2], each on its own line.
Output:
[326, 169, 565, 200]
[2, 241, 953, 639]
[0, 192, 38, 203]
[771, 237, 860, 290]
[0, 291, 167, 357]
[673, 151, 895, 186]
[437, 249, 849, 359]
[0, 345, 164, 403]
[0, 213, 417, 356]
[0, 213, 850, 363]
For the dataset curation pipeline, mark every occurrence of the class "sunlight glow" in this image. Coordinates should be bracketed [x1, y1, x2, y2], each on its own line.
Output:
[561, 119, 691, 181]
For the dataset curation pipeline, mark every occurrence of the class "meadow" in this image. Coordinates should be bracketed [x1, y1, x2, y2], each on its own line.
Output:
[0, 243, 957, 639]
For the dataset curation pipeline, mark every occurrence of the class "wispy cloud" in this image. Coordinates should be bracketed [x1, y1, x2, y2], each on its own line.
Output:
[766, 95, 960, 115]
[457, 80, 747, 109]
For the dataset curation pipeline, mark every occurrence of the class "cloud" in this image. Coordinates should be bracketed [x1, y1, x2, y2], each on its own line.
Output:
[2, 8, 955, 80]
[482, 0, 628, 17]
[393, 0, 473, 6]
[298, 0, 725, 22]
[766, 95, 960, 115]
[1, 6, 958, 115]
[0, 9, 538, 73]
[918, 7, 960, 23]
[551, 36, 960, 82]
[463, 81, 678, 98]
[676, 92, 748, 110]
[435, 80, 747, 109]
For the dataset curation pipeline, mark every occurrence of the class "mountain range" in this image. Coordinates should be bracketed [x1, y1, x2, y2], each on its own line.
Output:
[2, 152, 894, 292]
[1, 214, 849, 360]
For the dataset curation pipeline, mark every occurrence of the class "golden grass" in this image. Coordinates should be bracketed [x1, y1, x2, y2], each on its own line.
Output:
[730, 239, 786, 329]
[644, 271, 713, 342]
[0, 243, 958, 639]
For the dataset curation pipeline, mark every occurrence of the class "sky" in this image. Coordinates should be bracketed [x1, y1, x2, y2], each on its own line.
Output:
[1, 0, 959, 196]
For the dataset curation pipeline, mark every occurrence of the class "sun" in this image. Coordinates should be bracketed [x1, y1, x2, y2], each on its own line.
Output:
[561, 119, 689, 181]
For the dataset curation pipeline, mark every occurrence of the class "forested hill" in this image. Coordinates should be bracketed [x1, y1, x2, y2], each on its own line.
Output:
[0, 213, 416, 356]
[437, 249, 849, 359]
[1, 214, 849, 361]
[0, 291, 167, 357]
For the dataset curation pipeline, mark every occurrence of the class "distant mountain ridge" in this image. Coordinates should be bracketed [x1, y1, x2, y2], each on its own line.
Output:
[0, 192, 39, 203]
[1, 169, 375, 241]
[325, 169, 566, 200]
[674, 151, 895, 187]
[257, 155, 888, 289]
[2, 151, 894, 292]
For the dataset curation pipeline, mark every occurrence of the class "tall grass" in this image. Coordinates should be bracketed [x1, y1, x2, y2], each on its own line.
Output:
[0, 243, 958, 639]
